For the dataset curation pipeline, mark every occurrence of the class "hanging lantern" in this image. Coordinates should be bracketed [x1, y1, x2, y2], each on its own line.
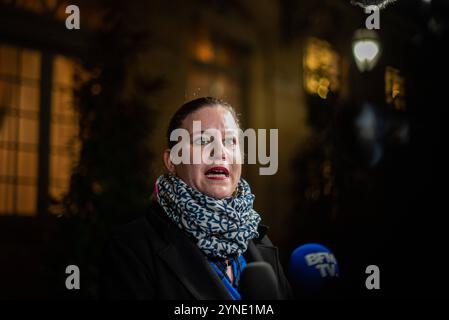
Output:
[352, 29, 382, 72]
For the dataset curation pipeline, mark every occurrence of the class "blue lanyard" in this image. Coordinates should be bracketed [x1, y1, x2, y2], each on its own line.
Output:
[209, 255, 247, 300]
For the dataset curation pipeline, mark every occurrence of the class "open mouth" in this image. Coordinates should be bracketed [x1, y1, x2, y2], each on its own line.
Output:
[205, 166, 230, 180]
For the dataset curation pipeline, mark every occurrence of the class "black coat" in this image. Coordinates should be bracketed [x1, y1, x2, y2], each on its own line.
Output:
[100, 201, 293, 300]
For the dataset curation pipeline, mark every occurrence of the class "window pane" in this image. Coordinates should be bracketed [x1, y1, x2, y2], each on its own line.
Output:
[0, 115, 18, 143]
[19, 84, 40, 112]
[0, 44, 40, 216]
[52, 122, 77, 148]
[53, 56, 74, 88]
[20, 49, 41, 80]
[17, 150, 37, 180]
[16, 185, 37, 215]
[0, 45, 18, 77]
[0, 148, 15, 178]
[0, 183, 14, 213]
[49, 55, 80, 210]
[0, 80, 19, 109]
[18, 117, 39, 145]
[50, 154, 71, 181]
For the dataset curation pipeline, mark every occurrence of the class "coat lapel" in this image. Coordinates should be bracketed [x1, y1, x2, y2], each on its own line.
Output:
[245, 237, 279, 270]
[156, 219, 232, 300]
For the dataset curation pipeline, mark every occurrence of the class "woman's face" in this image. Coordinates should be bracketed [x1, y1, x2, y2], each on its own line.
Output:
[164, 105, 242, 199]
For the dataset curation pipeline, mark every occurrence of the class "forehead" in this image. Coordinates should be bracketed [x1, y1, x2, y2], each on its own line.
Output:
[181, 106, 238, 132]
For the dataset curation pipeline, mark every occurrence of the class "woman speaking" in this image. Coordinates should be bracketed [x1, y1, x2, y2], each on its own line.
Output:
[100, 97, 292, 299]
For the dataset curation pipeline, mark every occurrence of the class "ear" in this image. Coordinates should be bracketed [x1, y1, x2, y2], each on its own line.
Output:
[163, 148, 176, 173]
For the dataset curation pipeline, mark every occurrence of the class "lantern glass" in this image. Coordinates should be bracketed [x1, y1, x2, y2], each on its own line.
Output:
[352, 29, 381, 72]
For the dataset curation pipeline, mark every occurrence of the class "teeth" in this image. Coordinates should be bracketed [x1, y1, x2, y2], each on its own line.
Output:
[206, 174, 227, 179]
[206, 171, 228, 177]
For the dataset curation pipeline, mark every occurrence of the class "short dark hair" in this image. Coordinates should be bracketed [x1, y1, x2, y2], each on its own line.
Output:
[166, 97, 239, 148]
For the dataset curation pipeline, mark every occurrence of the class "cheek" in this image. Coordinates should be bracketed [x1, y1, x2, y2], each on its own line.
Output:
[176, 164, 198, 179]
[232, 164, 242, 181]
[231, 145, 243, 163]
[190, 165, 207, 182]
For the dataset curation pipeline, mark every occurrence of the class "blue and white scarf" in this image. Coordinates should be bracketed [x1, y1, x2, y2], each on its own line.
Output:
[155, 174, 261, 259]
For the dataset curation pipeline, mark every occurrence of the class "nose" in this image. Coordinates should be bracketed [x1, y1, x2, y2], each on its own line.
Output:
[209, 138, 227, 161]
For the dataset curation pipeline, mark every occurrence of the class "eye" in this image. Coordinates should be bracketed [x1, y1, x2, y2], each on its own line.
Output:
[223, 137, 236, 146]
[193, 136, 212, 145]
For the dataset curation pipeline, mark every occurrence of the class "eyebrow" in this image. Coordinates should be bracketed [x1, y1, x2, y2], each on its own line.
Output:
[190, 129, 239, 136]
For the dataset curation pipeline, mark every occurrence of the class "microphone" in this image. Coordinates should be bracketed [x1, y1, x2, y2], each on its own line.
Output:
[239, 262, 281, 300]
[288, 243, 340, 298]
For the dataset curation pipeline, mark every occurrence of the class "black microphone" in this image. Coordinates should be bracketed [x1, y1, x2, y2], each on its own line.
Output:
[239, 262, 281, 300]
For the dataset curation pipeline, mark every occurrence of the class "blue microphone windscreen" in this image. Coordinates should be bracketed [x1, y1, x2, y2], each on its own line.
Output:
[288, 243, 340, 292]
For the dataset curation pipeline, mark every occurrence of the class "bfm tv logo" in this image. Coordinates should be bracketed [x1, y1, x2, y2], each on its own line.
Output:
[305, 251, 380, 290]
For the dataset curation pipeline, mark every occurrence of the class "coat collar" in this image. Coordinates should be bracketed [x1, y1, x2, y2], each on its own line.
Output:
[146, 202, 277, 300]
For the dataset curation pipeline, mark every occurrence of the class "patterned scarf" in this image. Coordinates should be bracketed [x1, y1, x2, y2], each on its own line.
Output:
[155, 174, 261, 259]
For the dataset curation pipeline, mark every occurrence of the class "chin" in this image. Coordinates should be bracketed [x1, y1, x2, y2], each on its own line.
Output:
[203, 188, 232, 199]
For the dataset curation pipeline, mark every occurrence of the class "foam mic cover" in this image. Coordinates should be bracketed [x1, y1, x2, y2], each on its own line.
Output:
[288, 243, 340, 297]
[239, 262, 281, 300]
